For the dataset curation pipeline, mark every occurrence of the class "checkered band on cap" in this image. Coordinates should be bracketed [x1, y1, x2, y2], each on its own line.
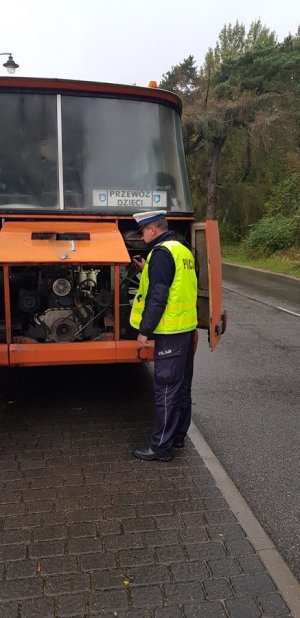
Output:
[133, 210, 167, 228]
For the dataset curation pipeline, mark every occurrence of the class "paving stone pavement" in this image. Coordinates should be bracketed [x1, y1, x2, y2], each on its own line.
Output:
[0, 365, 294, 617]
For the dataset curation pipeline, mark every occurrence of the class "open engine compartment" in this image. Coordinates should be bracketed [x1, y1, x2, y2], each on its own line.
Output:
[0, 216, 225, 365]
[0, 218, 194, 346]
[9, 265, 114, 343]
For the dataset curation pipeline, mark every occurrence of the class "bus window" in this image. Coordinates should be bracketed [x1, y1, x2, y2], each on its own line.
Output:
[61, 96, 192, 213]
[0, 94, 58, 210]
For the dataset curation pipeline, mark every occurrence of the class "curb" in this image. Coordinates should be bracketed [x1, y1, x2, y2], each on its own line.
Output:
[188, 421, 300, 618]
[222, 261, 300, 281]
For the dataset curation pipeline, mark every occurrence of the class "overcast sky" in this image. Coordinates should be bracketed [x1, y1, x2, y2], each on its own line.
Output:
[1, 0, 299, 86]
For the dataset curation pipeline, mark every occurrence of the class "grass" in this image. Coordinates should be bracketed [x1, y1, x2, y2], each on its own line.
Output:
[221, 244, 300, 278]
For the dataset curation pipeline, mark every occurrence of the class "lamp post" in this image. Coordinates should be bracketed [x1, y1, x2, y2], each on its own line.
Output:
[0, 53, 19, 74]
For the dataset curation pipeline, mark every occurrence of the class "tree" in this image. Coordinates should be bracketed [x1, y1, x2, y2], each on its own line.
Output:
[159, 55, 198, 99]
[183, 20, 277, 219]
[160, 23, 300, 230]
[214, 36, 299, 97]
[186, 22, 298, 221]
[216, 21, 246, 62]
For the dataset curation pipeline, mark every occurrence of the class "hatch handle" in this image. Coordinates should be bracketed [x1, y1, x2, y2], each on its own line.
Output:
[32, 232, 90, 240]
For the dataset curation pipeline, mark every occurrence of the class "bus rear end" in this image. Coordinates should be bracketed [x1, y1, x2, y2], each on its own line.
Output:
[0, 77, 224, 367]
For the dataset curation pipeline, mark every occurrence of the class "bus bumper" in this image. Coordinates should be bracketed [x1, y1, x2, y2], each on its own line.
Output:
[1, 341, 154, 367]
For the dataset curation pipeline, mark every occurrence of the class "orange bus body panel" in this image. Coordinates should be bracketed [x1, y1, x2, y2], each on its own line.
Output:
[0, 345, 8, 365]
[0, 222, 130, 265]
[206, 221, 223, 351]
[9, 341, 154, 366]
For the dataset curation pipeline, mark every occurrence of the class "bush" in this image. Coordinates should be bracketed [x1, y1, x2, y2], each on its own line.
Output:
[219, 222, 241, 243]
[265, 173, 300, 217]
[244, 214, 300, 254]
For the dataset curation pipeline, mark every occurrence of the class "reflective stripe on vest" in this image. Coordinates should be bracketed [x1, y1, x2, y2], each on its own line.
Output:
[130, 240, 197, 334]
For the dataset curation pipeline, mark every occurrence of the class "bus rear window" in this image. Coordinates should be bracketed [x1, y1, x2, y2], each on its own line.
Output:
[0, 90, 192, 213]
[0, 93, 58, 210]
[61, 96, 192, 213]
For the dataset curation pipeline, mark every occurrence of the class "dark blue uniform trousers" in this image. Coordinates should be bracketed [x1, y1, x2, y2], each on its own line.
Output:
[150, 330, 195, 457]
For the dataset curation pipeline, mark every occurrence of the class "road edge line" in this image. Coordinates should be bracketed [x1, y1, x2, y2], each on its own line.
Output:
[188, 420, 300, 618]
[223, 285, 300, 316]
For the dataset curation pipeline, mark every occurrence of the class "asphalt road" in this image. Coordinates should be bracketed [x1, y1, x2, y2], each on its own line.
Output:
[222, 263, 300, 314]
[192, 266, 300, 580]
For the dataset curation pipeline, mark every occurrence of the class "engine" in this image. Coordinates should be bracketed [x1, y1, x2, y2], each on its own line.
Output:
[11, 266, 113, 342]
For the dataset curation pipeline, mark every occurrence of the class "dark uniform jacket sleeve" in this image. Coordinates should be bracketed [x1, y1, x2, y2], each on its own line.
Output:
[139, 234, 176, 337]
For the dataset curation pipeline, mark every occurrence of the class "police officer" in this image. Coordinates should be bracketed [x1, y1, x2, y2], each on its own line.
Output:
[130, 210, 198, 462]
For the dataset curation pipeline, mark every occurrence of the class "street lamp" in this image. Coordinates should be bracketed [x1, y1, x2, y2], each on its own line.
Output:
[0, 53, 19, 74]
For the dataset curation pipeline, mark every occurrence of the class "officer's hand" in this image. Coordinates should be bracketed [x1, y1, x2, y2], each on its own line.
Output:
[137, 334, 149, 347]
[133, 255, 145, 271]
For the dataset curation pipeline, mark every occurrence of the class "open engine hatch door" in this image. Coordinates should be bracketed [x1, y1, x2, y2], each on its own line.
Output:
[192, 220, 225, 351]
[0, 222, 130, 264]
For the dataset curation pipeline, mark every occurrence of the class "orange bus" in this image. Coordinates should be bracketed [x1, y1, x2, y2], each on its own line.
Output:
[0, 77, 225, 367]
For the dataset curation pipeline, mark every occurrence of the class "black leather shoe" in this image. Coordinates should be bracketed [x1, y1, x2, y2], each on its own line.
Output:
[173, 440, 185, 449]
[133, 447, 172, 462]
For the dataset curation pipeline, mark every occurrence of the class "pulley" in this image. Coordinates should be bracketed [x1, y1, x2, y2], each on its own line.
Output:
[52, 278, 72, 296]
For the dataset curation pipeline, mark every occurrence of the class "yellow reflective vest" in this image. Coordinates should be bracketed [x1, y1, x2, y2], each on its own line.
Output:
[130, 240, 198, 334]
